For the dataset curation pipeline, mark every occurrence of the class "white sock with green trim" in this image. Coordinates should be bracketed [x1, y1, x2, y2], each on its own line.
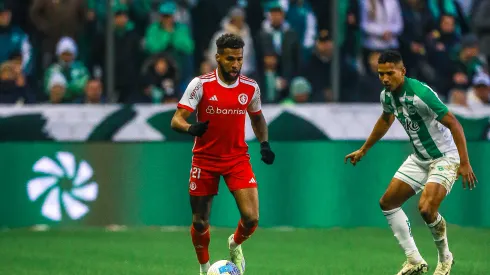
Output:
[427, 213, 452, 262]
[383, 207, 423, 264]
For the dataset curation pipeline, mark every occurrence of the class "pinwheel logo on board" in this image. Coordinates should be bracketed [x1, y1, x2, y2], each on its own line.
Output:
[27, 152, 98, 222]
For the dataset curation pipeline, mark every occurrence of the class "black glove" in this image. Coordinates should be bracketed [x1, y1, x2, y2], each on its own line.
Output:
[260, 141, 275, 165]
[188, 120, 209, 137]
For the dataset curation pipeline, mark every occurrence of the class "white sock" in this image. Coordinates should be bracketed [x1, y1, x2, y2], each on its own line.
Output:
[427, 213, 452, 262]
[200, 262, 210, 273]
[383, 208, 423, 264]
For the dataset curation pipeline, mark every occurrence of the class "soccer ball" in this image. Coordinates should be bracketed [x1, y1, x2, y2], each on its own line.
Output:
[207, 260, 241, 275]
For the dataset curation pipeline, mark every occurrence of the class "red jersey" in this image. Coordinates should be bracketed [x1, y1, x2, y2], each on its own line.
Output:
[177, 69, 262, 167]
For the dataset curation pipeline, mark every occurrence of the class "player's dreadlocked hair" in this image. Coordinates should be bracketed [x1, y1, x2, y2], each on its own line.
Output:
[378, 50, 403, 64]
[216, 33, 245, 54]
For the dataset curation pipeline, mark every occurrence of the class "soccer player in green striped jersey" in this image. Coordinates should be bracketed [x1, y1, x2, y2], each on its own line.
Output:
[345, 51, 477, 275]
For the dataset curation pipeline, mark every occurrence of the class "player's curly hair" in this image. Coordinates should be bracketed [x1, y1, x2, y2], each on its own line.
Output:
[378, 50, 403, 64]
[216, 33, 245, 54]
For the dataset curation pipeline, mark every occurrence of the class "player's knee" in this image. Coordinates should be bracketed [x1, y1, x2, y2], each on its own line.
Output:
[379, 196, 398, 211]
[241, 214, 259, 228]
[418, 202, 437, 221]
[192, 219, 209, 232]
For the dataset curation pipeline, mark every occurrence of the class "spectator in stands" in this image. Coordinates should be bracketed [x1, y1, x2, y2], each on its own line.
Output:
[302, 30, 333, 102]
[0, 60, 34, 104]
[450, 34, 486, 92]
[467, 73, 490, 107]
[134, 54, 179, 104]
[207, 6, 256, 77]
[74, 78, 105, 104]
[127, 0, 152, 36]
[0, 2, 33, 77]
[360, 0, 403, 71]
[93, 4, 142, 103]
[340, 0, 360, 59]
[258, 49, 288, 103]
[144, 1, 194, 87]
[428, 14, 461, 55]
[281, 76, 311, 105]
[283, 0, 317, 62]
[199, 60, 213, 75]
[472, 0, 490, 66]
[30, 0, 87, 68]
[427, 0, 470, 36]
[44, 37, 89, 102]
[399, 0, 433, 78]
[256, 1, 300, 85]
[46, 72, 67, 104]
[425, 13, 462, 98]
[357, 51, 384, 102]
[172, 0, 198, 27]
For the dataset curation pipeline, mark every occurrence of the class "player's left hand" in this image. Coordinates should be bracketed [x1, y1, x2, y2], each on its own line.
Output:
[457, 162, 478, 190]
[260, 141, 275, 165]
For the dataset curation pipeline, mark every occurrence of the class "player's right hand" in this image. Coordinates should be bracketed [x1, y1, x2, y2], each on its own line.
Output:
[187, 120, 209, 137]
[344, 149, 366, 166]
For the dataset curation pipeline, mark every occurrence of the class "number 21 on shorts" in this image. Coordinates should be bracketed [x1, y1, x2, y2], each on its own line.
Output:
[191, 167, 201, 179]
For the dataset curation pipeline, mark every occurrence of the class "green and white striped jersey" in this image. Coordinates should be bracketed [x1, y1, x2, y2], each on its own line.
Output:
[380, 77, 457, 160]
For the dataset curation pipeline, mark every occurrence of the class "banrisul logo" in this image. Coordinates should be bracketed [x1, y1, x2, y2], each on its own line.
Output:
[27, 152, 98, 222]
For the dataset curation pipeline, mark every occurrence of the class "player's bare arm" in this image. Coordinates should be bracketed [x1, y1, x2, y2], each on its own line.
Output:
[249, 112, 268, 142]
[344, 111, 395, 166]
[171, 108, 209, 137]
[439, 112, 478, 189]
[249, 112, 275, 165]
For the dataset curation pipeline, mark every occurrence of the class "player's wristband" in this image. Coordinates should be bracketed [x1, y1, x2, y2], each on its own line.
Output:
[260, 141, 270, 150]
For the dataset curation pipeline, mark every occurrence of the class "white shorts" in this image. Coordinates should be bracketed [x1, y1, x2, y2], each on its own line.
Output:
[394, 151, 460, 194]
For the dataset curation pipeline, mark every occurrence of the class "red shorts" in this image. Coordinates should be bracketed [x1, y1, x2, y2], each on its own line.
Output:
[188, 161, 258, 196]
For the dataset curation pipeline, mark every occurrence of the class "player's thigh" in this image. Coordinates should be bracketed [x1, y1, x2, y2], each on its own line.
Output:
[190, 194, 214, 222]
[418, 182, 447, 214]
[188, 165, 220, 196]
[419, 154, 460, 211]
[379, 178, 417, 210]
[224, 162, 259, 219]
[380, 156, 428, 210]
[427, 153, 460, 195]
[232, 188, 259, 223]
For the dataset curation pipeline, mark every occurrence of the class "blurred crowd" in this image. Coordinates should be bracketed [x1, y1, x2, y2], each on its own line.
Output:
[0, 0, 488, 107]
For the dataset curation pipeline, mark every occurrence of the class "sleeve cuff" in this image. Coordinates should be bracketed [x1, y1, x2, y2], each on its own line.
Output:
[248, 109, 262, 115]
[436, 108, 449, 121]
[177, 103, 194, 112]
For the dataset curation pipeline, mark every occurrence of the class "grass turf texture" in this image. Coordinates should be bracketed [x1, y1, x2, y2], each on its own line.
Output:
[0, 226, 488, 275]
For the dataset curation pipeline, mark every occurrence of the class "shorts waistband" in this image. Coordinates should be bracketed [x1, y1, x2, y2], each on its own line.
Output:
[414, 150, 459, 161]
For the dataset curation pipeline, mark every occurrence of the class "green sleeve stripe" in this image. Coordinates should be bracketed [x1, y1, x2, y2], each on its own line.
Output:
[419, 84, 448, 120]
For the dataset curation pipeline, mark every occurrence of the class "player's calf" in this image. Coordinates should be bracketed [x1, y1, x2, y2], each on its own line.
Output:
[231, 217, 258, 248]
[191, 219, 211, 274]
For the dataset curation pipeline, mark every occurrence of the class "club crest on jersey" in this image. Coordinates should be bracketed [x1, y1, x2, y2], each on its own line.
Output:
[238, 93, 248, 105]
[189, 182, 197, 190]
[407, 105, 417, 115]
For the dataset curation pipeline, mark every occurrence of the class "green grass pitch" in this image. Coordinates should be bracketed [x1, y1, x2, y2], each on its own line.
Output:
[0, 226, 488, 274]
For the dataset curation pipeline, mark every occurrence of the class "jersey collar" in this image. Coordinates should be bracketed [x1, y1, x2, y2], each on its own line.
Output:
[391, 77, 408, 97]
[215, 69, 240, 88]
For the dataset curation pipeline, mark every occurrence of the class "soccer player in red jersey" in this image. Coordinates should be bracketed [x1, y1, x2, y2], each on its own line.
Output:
[171, 33, 275, 275]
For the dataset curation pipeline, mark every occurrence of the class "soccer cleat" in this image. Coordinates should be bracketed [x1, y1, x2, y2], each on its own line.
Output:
[396, 259, 429, 275]
[433, 256, 454, 275]
[228, 234, 246, 274]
